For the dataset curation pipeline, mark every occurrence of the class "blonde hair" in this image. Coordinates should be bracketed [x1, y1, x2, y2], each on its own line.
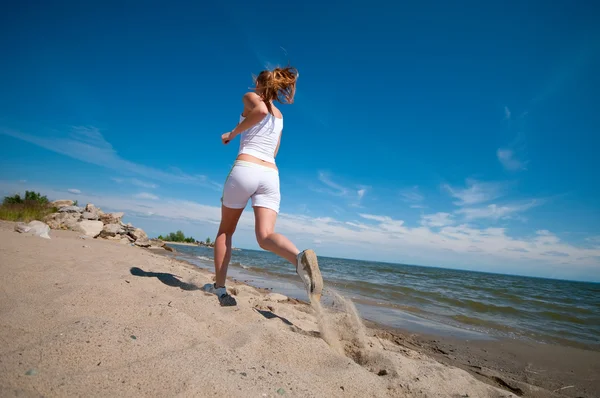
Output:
[255, 66, 298, 114]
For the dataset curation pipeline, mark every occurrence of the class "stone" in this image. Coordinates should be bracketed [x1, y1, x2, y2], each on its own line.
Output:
[265, 293, 288, 303]
[44, 212, 80, 230]
[58, 206, 83, 213]
[15, 221, 50, 239]
[134, 237, 151, 247]
[82, 211, 99, 220]
[99, 212, 124, 224]
[75, 220, 103, 238]
[150, 239, 165, 247]
[14, 222, 31, 233]
[100, 223, 124, 237]
[50, 200, 74, 208]
[163, 245, 176, 253]
[85, 203, 99, 213]
[129, 228, 148, 242]
[120, 237, 132, 245]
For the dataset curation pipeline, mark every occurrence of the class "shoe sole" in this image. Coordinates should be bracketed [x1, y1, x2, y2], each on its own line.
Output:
[299, 249, 323, 302]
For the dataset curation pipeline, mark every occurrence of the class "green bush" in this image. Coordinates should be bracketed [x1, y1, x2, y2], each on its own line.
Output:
[159, 230, 197, 243]
[0, 191, 55, 222]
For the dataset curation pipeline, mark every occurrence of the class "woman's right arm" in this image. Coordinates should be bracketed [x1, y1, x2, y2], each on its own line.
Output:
[223, 93, 268, 143]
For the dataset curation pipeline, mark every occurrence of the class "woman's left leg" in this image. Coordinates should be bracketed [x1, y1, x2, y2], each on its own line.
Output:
[253, 206, 299, 265]
[254, 206, 323, 301]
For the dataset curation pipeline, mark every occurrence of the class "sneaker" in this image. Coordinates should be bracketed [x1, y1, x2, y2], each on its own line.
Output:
[296, 249, 323, 302]
[202, 283, 237, 307]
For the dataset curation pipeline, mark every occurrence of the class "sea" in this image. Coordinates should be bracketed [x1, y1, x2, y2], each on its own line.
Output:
[168, 244, 600, 351]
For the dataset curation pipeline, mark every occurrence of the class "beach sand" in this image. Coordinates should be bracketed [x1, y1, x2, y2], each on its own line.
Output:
[0, 221, 595, 397]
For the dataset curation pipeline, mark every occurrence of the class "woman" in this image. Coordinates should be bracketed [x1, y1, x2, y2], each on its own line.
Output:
[203, 66, 323, 307]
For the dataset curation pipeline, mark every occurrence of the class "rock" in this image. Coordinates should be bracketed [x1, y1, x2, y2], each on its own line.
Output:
[50, 200, 74, 208]
[100, 223, 124, 237]
[14, 222, 31, 233]
[150, 239, 165, 247]
[163, 245, 176, 253]
[58, 206, 83, 214]
[15, 221, 50, 239]
[82, 211, 99, 220]
[265, 293, 288, 302]
[134, 237, 151, 247]
[99, 212, 124, 224]
[44, 212, 80, 230]
[128, 228, 148, 242]
[85, 203, 98, 213]
[75, 220, 103, 238]
[120, 237, 132, 245]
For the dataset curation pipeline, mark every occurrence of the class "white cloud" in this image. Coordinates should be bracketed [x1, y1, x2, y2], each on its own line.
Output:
[400, 186, 424, 203]
[2, 180, 598, 281]
[1, 126, 220, 189]
[67, 189, 82, 195]
[443, 179, 507, 206]
[317, 171, 348, 196]
[316, 172, 368, 207]
[357, 189, 366, 200]
[112, 177, 158, 189]
[134, 192, 159, 200]
[497, 148, 526, 171]
[421, 212, 454, 227]
[504, 106, 511, 120]
[456, 200, 540, 221]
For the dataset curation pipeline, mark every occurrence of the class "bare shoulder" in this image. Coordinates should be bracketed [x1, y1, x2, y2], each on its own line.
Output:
[242, 92, 261, 103]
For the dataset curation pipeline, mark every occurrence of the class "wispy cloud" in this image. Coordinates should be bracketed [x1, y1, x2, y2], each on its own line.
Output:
[421, 212, 454, 227]
[112, 177, 158, 189]
[497, 148, 527, 171]
[68, 188, 82, 195]
[443, 179, 508, 206]
[317, 172, 348, 196]
[504, 106, 511, 120]
[2, 179, 598, 279]
[316, 171, 368, 207]
[455, 200, 540, 221]
[134, 192, 159, 200]
[400, 186, 424, 204]
[1, 126, 220, 190]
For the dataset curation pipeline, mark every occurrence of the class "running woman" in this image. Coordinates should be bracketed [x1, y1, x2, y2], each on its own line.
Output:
[204, 66, 323, 307]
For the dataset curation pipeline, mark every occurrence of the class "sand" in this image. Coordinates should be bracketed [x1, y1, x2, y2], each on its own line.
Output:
[0, 220, 576, 397]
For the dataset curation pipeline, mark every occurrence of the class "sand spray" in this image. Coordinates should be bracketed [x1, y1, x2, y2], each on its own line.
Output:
[311, 289, 395, 375]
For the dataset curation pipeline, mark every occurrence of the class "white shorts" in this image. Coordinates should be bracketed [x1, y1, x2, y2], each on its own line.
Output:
[221, 160, 281, 213]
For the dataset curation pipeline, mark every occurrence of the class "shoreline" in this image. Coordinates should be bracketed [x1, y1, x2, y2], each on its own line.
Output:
[160, 246, 600, 398]
[2, 221, 598, 397]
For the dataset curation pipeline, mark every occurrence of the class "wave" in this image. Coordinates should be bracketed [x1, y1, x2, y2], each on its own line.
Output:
[196, 256, 212, 262]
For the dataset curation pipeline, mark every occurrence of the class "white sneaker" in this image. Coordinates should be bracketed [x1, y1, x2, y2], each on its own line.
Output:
[202, 283, 237, 306]
[296, 249, 323, 302]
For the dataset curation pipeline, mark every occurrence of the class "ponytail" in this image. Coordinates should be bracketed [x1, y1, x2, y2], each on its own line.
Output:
[255, 66, 298, 114]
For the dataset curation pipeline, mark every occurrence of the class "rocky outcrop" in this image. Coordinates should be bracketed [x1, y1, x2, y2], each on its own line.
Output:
[99, 212, 124, 225]
[44, 212, 80, 230]
[75, 220, 103, 238]
[150, 239, 165, 248]
[49, 200, 74, 208]
[41, 202, 170, 251]
[100, 223, 124, 238]
[129, 228, 148, 242]
[15, 220, 51, 239]
[59, 206, 83, 213]
[134, 237, 151, 247]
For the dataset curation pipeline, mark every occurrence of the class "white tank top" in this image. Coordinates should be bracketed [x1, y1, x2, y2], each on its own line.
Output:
[237, 112, 283, 164]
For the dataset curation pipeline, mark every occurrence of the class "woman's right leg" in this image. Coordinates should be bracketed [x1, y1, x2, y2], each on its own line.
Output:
[214, 205, 244, 287]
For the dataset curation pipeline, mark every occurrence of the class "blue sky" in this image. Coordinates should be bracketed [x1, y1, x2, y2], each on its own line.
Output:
[1, 1, 599, 282]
